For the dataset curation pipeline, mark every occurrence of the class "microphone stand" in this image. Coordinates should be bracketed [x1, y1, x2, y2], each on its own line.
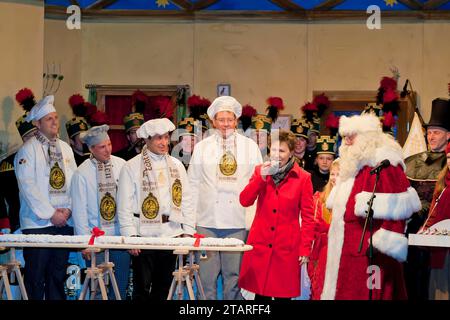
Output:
[358, 167, 381, 300]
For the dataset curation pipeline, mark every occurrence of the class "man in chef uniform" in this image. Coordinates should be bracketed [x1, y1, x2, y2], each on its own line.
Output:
[15, 95, 77, 300]
[188, 96, 263, 300]
[117, 118, 196, 300]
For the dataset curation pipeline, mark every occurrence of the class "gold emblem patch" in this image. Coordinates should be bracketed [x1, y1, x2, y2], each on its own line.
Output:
[322, 142, 329, 151]
[172, 179, 182, 207]
[142, 192, 159, 220]
[296, 126, 303, 133]
[254, 119, 264, 130]
[100, 192, 116, 221]
[79, 122, 87, 130]
[50, 162, 65, 190]
[219, 151, 237, 176]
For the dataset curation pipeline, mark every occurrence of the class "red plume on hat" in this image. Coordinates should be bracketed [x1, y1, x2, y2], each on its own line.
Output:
[89, 110, 109, 126]
[84, 102, 98, 119]
[241, 104, 257, 131]
[381, 111, 396, 131]
[376, 74, 401, 120]
[383, 88, 398, 104]
[187, 94, 202, 108]
[325, 113, 340, 137]
[242, 105, 257, 118]
[301, 102, 318, 122]
[68, 94, 87, 118]
[15, 88, 36, 112]
[377, 76, 397, 104]
[187, 94, 211, 120]
[153, 95, 174, 119]
[187, 94, 210, 108]
[312, 93, 330, 118]
[131, 90, 148, 114]
[266, 96, 284, 122]
[380, 77, 397, 91]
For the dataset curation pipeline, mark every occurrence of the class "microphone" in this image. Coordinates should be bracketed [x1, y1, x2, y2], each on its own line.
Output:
[400, 79, 409, 98]
[370, 159, 390, 175]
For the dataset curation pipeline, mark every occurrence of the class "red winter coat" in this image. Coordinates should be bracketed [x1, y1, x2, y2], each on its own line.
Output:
[308, 192, 331, 300]
[424, 176, 450, 268]
[238, 163, 315, 298]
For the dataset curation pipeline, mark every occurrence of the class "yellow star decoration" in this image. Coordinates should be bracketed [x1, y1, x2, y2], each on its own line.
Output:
[156, 0, 170, 7]
[384, 0, 398, 7]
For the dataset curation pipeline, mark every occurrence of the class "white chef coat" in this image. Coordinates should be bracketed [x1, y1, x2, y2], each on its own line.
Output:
[117, 150, 196, 237]
[188, 131, 263, 229]
[70, 155, 125, 236]
[14, 135, 77, 229]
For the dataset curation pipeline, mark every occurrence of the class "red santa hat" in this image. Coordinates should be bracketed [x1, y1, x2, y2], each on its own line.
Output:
[338, 113, 382, 137]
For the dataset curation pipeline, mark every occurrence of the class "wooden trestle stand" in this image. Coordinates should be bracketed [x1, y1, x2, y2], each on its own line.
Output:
[78, 248, 121, 300]
[167, 250, 206, 300]
[0, 247, 28, 300]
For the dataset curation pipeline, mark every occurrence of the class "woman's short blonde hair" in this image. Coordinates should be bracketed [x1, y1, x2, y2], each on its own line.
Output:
[272, 130, 296, 151]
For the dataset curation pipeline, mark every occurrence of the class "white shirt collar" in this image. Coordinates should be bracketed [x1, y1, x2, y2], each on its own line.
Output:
[214, 130, 237, 142]
[147, 149, 166, 161]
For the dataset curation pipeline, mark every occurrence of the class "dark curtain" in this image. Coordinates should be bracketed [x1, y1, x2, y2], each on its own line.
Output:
[105, 95, 132, 153]
[104, 94, 177, 153]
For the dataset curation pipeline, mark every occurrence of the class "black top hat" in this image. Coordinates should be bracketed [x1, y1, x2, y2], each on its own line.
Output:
[426, 98, 450, 131]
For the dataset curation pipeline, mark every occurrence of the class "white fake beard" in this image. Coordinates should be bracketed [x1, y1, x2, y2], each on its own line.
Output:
[338, 134, 377, 181]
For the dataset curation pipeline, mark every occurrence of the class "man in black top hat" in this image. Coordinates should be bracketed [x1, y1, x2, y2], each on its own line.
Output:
[404, 97, 450, 300]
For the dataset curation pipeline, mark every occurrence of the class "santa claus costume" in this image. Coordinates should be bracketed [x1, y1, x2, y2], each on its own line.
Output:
[321, 114, 421, 300]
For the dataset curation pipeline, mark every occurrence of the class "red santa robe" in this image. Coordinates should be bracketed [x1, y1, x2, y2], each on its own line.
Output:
[321, 147, 421, 300]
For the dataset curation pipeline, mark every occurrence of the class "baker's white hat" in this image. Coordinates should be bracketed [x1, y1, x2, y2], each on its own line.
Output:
[25, 95, 57, 121]
[136, 118, 176, 139]
[207, 96, 242, 119]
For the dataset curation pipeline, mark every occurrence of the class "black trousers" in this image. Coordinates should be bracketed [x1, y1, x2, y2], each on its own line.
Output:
[132, 250, 176, 301]
[404, 212, 431, 300]
[22, 225, 73, 300]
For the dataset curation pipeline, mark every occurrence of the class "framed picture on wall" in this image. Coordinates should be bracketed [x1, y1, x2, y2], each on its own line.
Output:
[217, 84, 231, 96]
[271, 114, 292, 130]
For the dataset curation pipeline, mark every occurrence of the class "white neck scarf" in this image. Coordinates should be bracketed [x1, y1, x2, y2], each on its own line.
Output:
[91, 156, 117, 234]
[35, 130, 68, 208]
[139, 145, 182, 232]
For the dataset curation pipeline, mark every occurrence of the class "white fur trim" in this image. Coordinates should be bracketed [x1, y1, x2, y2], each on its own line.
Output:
[338, 143, 405, 182]
[355, 187, 421, 220]
[374, 145, 405, 170]
[339, 114, 382, 137]
[326, 184, 338, 210]
[372, 228, 408, 262]
[355, 145, 406, 175]
[321, 177, 355, 300]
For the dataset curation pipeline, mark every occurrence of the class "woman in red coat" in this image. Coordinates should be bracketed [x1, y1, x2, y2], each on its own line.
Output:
[421, 142, 450, 300]
[238, 130, 315, 300]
